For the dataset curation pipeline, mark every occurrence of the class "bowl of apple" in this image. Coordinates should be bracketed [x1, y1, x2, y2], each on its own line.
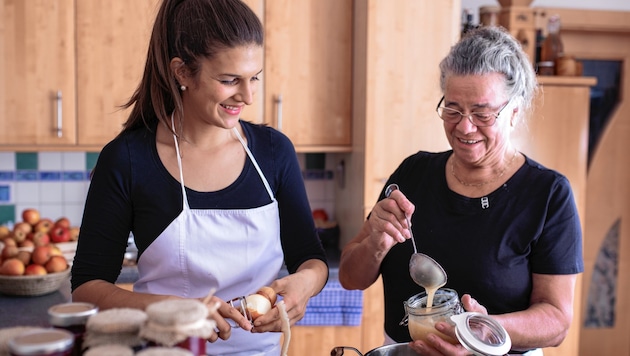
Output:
[0, 267, 71, 296]
[0, 243, 71, 297]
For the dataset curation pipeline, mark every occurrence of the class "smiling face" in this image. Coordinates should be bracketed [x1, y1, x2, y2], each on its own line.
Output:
[442, 72, 516, 168]
[175, 44, 263, 130]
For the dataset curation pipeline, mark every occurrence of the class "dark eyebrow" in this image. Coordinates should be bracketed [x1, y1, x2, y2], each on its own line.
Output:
[220, 69, 263, 78]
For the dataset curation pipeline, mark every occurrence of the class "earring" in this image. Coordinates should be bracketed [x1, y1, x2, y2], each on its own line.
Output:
[180, 85, 187, 91]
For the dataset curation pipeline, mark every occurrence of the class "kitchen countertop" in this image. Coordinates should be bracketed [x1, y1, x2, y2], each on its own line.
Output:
[0, 249, 349, 329]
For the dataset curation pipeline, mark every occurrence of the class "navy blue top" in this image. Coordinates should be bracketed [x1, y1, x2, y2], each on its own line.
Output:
[378, 151, 583, 342]
[71, 120, 327, 291]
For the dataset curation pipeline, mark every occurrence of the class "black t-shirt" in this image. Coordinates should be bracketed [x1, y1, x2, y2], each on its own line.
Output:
[378, 151, 583, 342]
[71, 120, 327, 291]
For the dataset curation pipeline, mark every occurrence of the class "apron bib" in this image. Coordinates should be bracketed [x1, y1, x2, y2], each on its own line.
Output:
[135, 118, 283, 355]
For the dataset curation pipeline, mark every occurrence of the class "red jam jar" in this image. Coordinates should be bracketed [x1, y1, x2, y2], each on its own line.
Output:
[48, 302, 98, 356]
[8, 329, 74, 356]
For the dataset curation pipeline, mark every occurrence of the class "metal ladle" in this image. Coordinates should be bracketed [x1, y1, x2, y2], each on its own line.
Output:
[385, 184, 447, 290]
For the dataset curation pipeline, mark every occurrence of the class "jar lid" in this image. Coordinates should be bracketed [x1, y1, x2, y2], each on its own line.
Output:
[8, 329, 74, 355]
[86, 308, 147, 334]
[48, 302, 99, 327]
[451, 312, 511, 356]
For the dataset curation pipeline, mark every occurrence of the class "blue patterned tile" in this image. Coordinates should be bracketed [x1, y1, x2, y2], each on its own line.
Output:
[63, 171, 86, 181]
[0, 172, 14, 181]
[16, 171, 38, 181]
[0, 186, 10, 202]
[40, 171, 62, 181]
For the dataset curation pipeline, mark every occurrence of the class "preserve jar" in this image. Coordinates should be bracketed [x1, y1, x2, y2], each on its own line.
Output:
[48, 302, 98, 356]
[83, 308, 147, 352]
[7, 329, 74, 356]
[140, 299, 215, 356]
[402, 288, 463, 344]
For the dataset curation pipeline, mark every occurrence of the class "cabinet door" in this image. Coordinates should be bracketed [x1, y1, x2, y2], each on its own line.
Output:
[0, 0, 76, 145]
[76, 0, 160, 146]
[264, 0, 352, 151]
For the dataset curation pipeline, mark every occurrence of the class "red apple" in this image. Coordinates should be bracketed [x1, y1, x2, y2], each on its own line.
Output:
[44, 255, 68, 273]
[54, 217, 71, 229]
[13, 222, 32, 242]
[29, 231, 50, 247]
[49, 245, 63, 257]
[312, 209, 329, 222]
[50, 226, 70, 243]
[0, 258, 25, 276]
[1, 245, 18, 259]
[16, 250, 31, 265]
[31, 245, 52, 265]
[24, 263, 47, 276]
[34, 218, 54, 234]
[18, 239, 35, 249]
[22, 208, 41, 226]
[2, 237, 17, 248]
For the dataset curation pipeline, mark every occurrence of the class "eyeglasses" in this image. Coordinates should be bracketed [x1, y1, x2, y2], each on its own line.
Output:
[435, 96, 511, 127]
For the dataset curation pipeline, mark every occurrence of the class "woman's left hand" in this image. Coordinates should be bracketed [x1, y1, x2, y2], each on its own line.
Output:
[250, 259, 327, 333]
[409, 327, 471, 356]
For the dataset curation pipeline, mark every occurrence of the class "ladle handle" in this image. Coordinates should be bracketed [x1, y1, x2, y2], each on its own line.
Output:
[384, 184, 418, 254]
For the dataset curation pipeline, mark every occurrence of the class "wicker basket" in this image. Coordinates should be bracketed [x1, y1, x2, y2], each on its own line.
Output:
[0, 268, 70, 297]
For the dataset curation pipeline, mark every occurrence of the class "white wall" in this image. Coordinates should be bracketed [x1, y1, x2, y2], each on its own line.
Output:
[463, 0, 630, 24]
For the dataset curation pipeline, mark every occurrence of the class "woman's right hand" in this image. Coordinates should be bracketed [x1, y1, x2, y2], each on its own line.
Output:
[202, 296, 253, 342]
[367, 189, 416, 250]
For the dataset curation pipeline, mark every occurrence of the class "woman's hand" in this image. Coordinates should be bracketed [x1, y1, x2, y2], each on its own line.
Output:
[202, 296, 252, 342]
[407, 294, 490, 355]
[367, 189, 416, 249]
[409, 330, 471, 356]
[251, 260, 327, 333]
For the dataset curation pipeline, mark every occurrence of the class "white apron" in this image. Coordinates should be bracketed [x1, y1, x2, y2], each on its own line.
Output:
[135, 120, 284, 356]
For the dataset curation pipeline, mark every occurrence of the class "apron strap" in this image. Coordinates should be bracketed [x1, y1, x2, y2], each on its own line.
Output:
[232, 127, 276, 202]
[171, 113, 189, 210]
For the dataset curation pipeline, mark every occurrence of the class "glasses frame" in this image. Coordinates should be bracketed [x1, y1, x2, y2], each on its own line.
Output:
[435, 96, 511, 127]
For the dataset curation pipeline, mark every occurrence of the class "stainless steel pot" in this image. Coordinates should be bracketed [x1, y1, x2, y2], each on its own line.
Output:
[331, 343, 417, 356]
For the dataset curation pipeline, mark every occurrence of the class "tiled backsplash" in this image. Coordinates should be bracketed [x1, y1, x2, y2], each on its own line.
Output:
[0, 152, 336, 227]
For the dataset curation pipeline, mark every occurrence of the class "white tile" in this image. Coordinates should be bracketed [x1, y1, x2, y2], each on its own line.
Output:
[63, 203, 85, 226]
[15, 182, 40, 203]
[62, 152, 85, 170]
[0, 153, 15, 170]
[305, 180, 326, 203]
[324, 180, 336, 201]
[40, 204, 65, 221]
[41, 182, 63, 203]
[38, 152, 63, 170]
[63, 182, 88, 203]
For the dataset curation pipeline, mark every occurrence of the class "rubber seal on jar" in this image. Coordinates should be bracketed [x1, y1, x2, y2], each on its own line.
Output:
[451, 312, 511, 356]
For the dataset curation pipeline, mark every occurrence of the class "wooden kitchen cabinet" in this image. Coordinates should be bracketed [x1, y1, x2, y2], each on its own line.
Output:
[0, 0, 158, 150]
[242, 0, 353, 152]
[0, 0, 75, 146]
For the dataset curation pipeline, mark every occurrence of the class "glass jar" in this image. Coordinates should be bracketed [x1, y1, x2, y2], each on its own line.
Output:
[402, 288, 463, 344]
[48, 302, 98, 356]
[8, 329, 74, 356]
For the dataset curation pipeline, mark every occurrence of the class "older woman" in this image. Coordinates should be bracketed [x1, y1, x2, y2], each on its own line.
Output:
[339, 26, 583, 355]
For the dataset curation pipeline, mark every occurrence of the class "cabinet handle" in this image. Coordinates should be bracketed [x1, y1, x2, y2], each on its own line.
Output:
[275, 94, 283, 131]
[55, 90, 63, 138]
